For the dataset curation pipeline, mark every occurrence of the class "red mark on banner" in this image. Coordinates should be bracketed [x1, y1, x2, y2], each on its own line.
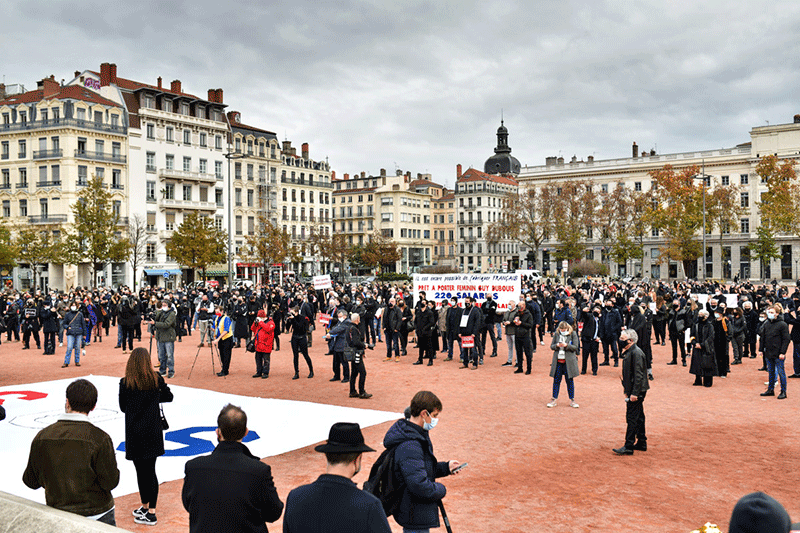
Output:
[0, 391, 48, 405]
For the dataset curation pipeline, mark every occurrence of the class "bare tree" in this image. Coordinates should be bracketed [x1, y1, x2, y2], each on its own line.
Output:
[127, 214, 148, 290]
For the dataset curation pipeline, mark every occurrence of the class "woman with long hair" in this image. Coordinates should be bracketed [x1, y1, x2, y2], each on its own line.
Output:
[547, 321, 581, 408]
[119, 347, 173, 526]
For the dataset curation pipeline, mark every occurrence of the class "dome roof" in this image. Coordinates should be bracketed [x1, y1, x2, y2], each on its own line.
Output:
[483, 120, 520, 175]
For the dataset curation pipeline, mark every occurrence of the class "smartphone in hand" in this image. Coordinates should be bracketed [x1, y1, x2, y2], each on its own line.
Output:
[452, 462, 468, 473]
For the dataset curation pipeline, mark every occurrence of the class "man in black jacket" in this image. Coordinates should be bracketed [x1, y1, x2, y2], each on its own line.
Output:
[459, 297, 482, 369]
[383, 297, 402, 362]
[580, 305, 601, 375]
[759, 305, 791, 399]
[284, 422, 389, 533]
[480, 296, 498, 358]
[513, 300, 534, 374]
[613, 328, 650, 455]
[599, 299, 623, 367]
[182, 404, 283, 533]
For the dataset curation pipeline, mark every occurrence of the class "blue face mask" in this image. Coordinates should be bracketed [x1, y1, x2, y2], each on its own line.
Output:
[423, 412, 438, 431]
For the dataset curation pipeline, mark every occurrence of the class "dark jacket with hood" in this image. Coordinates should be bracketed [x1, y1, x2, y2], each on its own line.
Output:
[383, 418, 451, 530]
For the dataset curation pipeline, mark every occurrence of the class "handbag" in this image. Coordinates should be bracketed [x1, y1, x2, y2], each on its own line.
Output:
[160, 405, 169, 431]
[701, 350, 714, 370]
[246, 328, 258, 353]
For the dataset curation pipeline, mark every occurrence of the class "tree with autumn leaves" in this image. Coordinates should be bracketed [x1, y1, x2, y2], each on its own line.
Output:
[349, 230, 401, 273]
[486, 185, 554, 270]
[165, 212, 227, 281]
[243, 214, 301, 280]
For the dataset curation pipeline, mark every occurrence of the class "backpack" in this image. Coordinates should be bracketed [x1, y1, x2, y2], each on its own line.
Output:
[363, 443, 405, 517]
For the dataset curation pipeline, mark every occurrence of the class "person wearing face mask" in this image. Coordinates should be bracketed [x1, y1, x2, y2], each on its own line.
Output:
[547, 321, 581, 408]
[445, 298, 462, 361]
[689, 309, 717, 387]
[382, 297, 402, 362]
[459, 297, 482, 369]
[61, 302, 86, 368]
[599, 300, 623, 367]
[382, 391, 462, 533]
[150, 299, 177, 379]
[759, 304, 791, 399]
[713, 307, 732, 378]
[580, 305, 601, 375]
[283, 422, 389, 533]
[613, 328, 649, 455]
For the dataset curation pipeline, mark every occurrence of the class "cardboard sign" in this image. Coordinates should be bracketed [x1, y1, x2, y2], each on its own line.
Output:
[461, 335, 474, 348]
[413, 273, 521, 312]
[318, 313, 331, 325]
[313, 275, 333, 290]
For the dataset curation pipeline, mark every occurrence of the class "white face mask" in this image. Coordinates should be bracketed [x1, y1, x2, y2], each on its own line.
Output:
[766, 312, 776, 320]
[70, 306, 77, 311]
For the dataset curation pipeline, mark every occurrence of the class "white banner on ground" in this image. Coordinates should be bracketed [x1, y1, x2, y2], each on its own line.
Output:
[413, 273, 521, 311]
[313, 275, 333, 290]
[0, 376, 399, 504]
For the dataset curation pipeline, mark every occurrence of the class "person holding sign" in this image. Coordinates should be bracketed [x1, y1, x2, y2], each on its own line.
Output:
[514, 301, 534, 374]
[459, 297, 482, 369]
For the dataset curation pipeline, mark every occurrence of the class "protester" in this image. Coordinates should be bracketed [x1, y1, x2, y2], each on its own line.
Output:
[613, 329, 649, 455]
[251, 309, 275, 378]
[347, 313, 372, 399]
[119, 348, 174, 526]
[22, 379, 120, 525]
[547, 321, 580, 408]
[151, 299, 177, 378]
[760, 304, 791, 399]
[61, 300, 85, 367]
[287, 305, 314, 380]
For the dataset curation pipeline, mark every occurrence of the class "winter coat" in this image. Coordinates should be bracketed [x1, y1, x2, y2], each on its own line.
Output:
[599, 307, 622, 339]
[382, 304, 402, 333]
[690, 318, 717, 377]
[621, 344, 650, 397]
[119, 374, 174, 460]
[40, 307, 59, 334]
[383, 418, 451, 530]
[759, 316, 791, 359]
[251, 319, 275, 353]
[514, 307, 534, 338]
[153, 308, 177, 343]
[62, 310, 86, 336]
[328, 319, 353, 352]
[549, 329, 580, 379]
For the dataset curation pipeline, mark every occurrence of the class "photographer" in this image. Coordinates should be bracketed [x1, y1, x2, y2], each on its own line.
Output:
[195, 295, 215, 348]
[149, 300, 177, 379]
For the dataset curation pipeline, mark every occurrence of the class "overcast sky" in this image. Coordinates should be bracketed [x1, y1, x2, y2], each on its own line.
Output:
[3, 0, 800, 188]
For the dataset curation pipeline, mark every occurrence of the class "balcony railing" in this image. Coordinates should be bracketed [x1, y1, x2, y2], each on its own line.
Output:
[29, 214, 68, 224]
[16, 182, 28, 189]
[158, 198, 218, 211]
[0, 118, 126, 135]
[111, 183, 124, 190]
[75, 150, 127, 164]
[33, 149, 63, 160]
[0, 183, 10, 190]
[158, 168, 216, 183]
[36, 181, 61, 188]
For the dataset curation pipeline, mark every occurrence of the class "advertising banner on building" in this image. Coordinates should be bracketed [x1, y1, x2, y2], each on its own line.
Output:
[412, 273, 521, 311]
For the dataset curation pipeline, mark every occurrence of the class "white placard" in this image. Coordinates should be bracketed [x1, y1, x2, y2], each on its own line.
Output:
[313, 275, 333, 290]
[0, 376, 399, 504]
[692, 294, 739, 309]
[413, 273, 521, 312]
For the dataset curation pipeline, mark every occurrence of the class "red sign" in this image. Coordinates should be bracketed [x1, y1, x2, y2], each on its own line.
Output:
[318, 313, 331, 325]
[461, 335, 474, 348]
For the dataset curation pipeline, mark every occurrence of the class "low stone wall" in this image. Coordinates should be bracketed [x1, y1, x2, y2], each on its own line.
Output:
[0, 491, 132, 532]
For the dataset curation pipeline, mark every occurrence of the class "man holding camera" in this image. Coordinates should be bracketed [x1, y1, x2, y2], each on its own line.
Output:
[150, 300, 177, 378]
[196, 295, 215, 348]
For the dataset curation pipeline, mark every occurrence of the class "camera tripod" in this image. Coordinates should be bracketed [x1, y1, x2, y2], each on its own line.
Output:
[188, 321, 223, 379]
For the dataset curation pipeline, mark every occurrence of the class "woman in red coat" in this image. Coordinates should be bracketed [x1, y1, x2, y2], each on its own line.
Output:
[251, 309, 275, 378]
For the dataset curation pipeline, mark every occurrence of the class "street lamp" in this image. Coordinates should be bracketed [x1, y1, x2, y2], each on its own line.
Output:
[224, 150, 246, 290]
[693, 159, 711, 281]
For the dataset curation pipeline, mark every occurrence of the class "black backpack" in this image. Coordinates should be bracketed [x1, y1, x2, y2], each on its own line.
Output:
[363, 443, 405, 517]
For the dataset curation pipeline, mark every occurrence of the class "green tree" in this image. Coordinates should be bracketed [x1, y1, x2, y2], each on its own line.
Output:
[165, 212, 227, 281]
[486, 185, 555, 270]
[748, 225, 781, 282]
[64, 174, 130, 285]
[15, 226, 61, 292]
[0, 222, 17, 268]
[649, 164, 705, 278]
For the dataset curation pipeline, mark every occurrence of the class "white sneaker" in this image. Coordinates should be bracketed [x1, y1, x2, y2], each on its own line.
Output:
[570, 401, 579, 408]
[82, 349, 86, 356]
[546, 399, 557, 408]
[59, 342, 63, 347]
[540, 341, 545, 345]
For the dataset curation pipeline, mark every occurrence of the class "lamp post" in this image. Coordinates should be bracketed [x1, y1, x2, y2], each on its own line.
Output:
[224, 150, 246, 290]
[693, 160, 710, 281]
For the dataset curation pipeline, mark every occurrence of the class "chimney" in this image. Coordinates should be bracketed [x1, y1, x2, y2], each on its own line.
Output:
[0, 84, 5, 99]
[380, 168, 386, 177]
[545, 156, 557, 166]
[100, 62, 111, 87]
[74, 70, 80, 79]
[282, 140, 292, 154]
[360, 171, 365, 179]
[417, 173, 422, 179]
[208, 89, 217, 102]
[215, 88, 223, 103]
[456, 164, 462, 177]
[344, 173, 350, 180]
[331, 171, 336, 180]
[301, 143, 309, 159]
[170, 79, 181, 93]
[42, 76, 59, 98]
[157, 77, 162, 89]
[794, 114, 800, 124]
[632, 141, 638, 158]
[570, 155, 578, 163]
[587, 155, 594, 163]
[109, 63, 117, 85]
[650, 149, 656, 156]
[557, 156, 564, 165]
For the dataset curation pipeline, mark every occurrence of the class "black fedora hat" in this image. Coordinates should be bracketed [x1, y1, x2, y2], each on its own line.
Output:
[314, 422, 375, 453]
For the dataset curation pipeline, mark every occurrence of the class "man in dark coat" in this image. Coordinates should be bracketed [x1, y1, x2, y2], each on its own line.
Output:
[599, 299, 623, 367]
[458, 297, 482, 369]
[613, 329, 650, 455]
[580, 305, 601, 375]
[283, 422, 390, 533]
[759, 305, 791, 399]
[445, 297, 462, 361]
[182, 404, 283, 533]
[690, 309, 717, 387]
[383, 297, 402, 361]
[742, 301, 759, 359]
[513, 300, 534, 374]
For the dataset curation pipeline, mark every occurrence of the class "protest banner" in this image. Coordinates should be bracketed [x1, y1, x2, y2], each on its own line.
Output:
[412, 273, 521, 311]
[313, 274, 332, 290]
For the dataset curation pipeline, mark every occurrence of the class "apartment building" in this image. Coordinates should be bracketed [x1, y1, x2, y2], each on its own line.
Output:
[432, 190, 456, 267]
[0, 76, 129, 289]
[516, 116, 800, 281]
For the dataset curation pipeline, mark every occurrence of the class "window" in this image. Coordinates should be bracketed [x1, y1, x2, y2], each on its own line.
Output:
[247, 189, 254, 207]
[1, 201, 9, 217]
[146, 123, 155, 139]
[1, 141, 8, 159]
[50, 165, 60, 184]
[19, 199, 27, 217]
[235, 188, 242, 206]
[214, 161, 222, 179]
[199, 159, 207, 174]
[18, 168, 27, 187]
[248, 216, 254, 235]
[721, 175, 729, 186]
[740, 192, 749, 208]
[146, 152, 156, 172]
[740, 174, 749, 185]
[1, 169, 9, 187]
[199, 186, 208, 202]
[235, 139, 241, 153]
[740, 218, 750, 233]
[651, 227, 659, 237]
[18, 140, 26, 158]
[166, 154, 174, 170]
[146, 212, 156, 232]
[166, 127, 174, 142]
[76, 108, 86, 120]
[199, 133, 207, 147]
[235, 162, 242, 180]
[381, 212, 393, 222]
[183, 129, 191, 145]
[164, 183, 175, 200]
[183, 156, 191, 172]
[235, 215, 242, 235]
[183, 185, 192, 201]
[215, 216, 223, 231]
[113, 200, 121, 218]
[634, 182, 642, 191]
[146, 243, 156, 261]
[215, 188, 223, 205]
[215, 135, 222, 150]
[181, 103, 189, 115]
[39, 198, 48, 218]
[247, 164, 254, 180]
[146, 181, 156, 201]
[39, 166, 47, 182]
[112, 169, 121, 189]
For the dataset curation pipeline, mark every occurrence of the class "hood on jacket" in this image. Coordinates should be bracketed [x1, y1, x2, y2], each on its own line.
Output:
[383, 418, 429, 450]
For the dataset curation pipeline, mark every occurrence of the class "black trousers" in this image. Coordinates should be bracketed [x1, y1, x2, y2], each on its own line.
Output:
[23, 328, 40, 348]
[365, 316, 377, 344]
[653, 321, 666, 344]
[132, 457, 159, 508]
[291, 335, 313, 373]
[333, 350, 350, 380]
[121, 325, 135, 350]
[582, 338, 598, 374]
[515, 335, 533, 372]
[602, 336, 619, 363]
[670, 333, 686, 362]
[624, 393, 646, 449]
[481, 327, 497, 355]
[350, 354, 367, 394]
[218, 337, 233, 373]
[43, 331, 56, 353]
[744, 336, 757, 358]
[255, 351, 271, 376]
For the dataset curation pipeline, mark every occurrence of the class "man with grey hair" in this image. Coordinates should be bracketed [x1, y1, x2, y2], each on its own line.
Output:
[324, 309, 352, 383]
[613, 327, 649, 455]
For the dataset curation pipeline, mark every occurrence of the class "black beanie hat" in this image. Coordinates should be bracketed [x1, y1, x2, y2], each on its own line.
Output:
[729, 492, 791, 533]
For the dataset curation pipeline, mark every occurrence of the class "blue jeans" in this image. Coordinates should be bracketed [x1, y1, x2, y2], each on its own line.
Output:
[766, 357, 787, 392]
[158, 341, 175, 374]
[495, 321, 503, 340]
[385, 330, 399, 358]
[374, 317, 382, 341]
[64, 334, 82, 365]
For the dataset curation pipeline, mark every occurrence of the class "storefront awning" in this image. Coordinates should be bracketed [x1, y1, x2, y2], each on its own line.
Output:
[144, 269, 182, 276]
[204, 269, 229, 276]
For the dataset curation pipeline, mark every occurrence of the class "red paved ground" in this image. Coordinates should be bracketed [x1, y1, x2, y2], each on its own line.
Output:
[1, 331, 798, 532]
